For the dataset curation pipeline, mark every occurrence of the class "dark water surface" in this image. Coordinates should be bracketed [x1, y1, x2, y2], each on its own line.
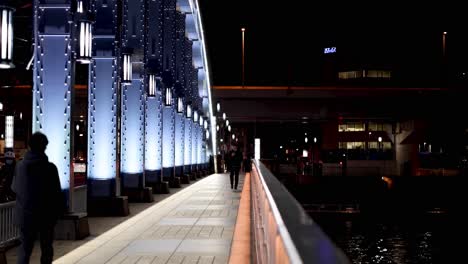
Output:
[311, 214, 460, 264]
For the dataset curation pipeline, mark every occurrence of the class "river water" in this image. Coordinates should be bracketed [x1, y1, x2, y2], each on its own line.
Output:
[311, 214, 459, 264]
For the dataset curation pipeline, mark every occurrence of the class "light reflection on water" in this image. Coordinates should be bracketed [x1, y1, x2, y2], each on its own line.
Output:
[312, 215, 457, 264]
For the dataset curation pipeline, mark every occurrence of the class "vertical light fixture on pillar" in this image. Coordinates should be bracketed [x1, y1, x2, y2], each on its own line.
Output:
[5, 115, 13, 149]
[193, 110, 198, 124]
[0, 4, 14, 69]
[121, 48, 133, 85]
[165, 87, 172, 106]
[76, 14, 93, 64]
[222, 112, 226, 121]
[177, 96, 184, 113]
[216, 102, 220, 113]
[186, 103, 192, 119]
[147, 72, 160, 98]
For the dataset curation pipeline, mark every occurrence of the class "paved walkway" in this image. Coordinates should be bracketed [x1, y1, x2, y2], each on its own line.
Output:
[7, 173, 244, 264]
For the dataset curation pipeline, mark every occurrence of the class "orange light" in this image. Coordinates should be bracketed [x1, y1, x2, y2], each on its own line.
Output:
[381, 176, 393, 189]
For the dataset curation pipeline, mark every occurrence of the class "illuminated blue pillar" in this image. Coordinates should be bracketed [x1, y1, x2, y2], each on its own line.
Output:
[174, 12, 186, 177]
[197, 119, 203, 166]
[183, 39, 193, 173]
[120, 0, 145, 189]
[162, 87, 175, 180]
[33, 0, 74, 191]
[144, 0, 164, 184]
[161, 0, 177, 183]
[191, 68, 199, 170]
[184, 114, 192, 171]
[87, 0, 119, 197]
[174, 97, 184, 176]
[192, 112, 199, 168]
[144, 89, 162, 180]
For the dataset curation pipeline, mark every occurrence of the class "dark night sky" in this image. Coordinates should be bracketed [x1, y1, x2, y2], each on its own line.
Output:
[1, 1, 466, 88]
[198, 0, 466, 87]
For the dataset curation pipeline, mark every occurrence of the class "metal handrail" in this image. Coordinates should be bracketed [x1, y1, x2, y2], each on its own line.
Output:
[251, 159, 349, 264]
[0, 201, 19, 248]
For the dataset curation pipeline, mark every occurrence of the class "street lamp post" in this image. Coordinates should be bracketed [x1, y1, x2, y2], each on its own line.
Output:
[442, 31, 447, 86]
[241, 28, 245, 89]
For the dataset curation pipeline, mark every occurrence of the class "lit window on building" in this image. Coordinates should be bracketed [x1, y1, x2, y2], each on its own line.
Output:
[338, 71, 363, 80]
[338, 122, 365, 132]
[368, 122, 392, 132]
[339, 142, 365, 149]
[369, 142, 392, 150]
[338, 70, 391, 80]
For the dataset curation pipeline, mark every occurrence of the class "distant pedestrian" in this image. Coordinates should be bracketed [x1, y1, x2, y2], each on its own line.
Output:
[12, 132, 65, 264]
[243, 153, 252, 173]
[227, 145, 242, 190]
[0, 150, 16, 202]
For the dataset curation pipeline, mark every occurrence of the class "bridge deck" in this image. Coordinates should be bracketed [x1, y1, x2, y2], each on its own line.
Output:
[6, 174, 245, 264]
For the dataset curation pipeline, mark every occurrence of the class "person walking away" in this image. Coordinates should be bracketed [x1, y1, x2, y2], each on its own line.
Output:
[228, 145, 242, 190]
[243, 154, 252, 174]
[0, 150, 16, 202]
[11, 132, 65, 264]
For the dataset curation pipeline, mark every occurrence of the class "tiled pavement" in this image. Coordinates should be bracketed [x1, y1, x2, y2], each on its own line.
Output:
[6, 174, 244, 264]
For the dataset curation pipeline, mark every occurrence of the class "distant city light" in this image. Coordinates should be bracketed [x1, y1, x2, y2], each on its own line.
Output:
[378, 137, 382, 142]
[5, 115, 14, 148]
[324, 47, 337, 54]
[0, 102, 3, 111]
[305, 137, 308, 143]
[302, 150, 308, 158]
[255, 138, 261, 160]
[280, 145, 283, 149]
[314, 137, 317, 143]
[0, 6, 15, 69]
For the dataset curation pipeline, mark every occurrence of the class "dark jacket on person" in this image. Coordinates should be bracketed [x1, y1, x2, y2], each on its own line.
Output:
[243, 158, 252, 172]
[0, 160, 16, 201]
[227, 150, 242, 171]
[11, 151, 65, 228]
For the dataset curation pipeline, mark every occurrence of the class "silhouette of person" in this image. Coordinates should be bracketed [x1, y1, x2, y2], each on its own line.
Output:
[12, 132, 65, 264]
[243, 153, 252, 173]
[227, 145, 242, 190]
[0, 150, 16, 202]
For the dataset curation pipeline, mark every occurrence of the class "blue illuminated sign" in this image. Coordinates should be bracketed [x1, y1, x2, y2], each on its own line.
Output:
[324, 47, 337, 54]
